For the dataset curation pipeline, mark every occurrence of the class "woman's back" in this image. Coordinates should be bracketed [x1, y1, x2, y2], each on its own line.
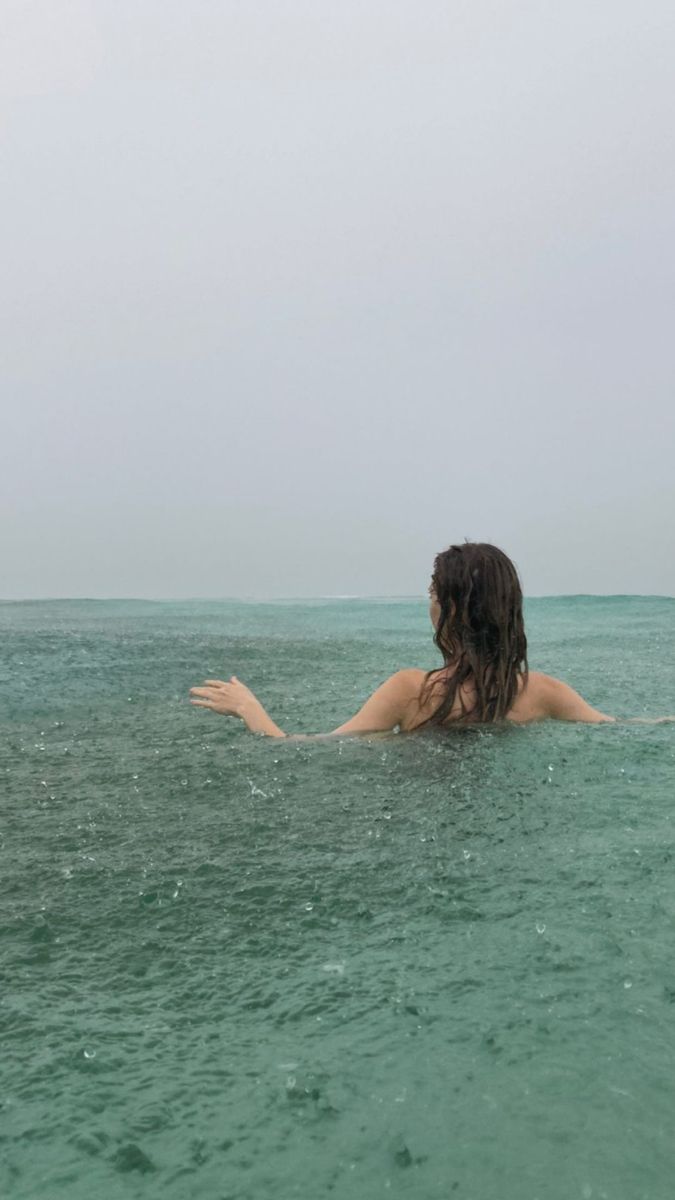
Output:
[396, 668, 613, 731]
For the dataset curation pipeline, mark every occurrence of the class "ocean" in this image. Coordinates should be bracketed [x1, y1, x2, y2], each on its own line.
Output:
[1, 595, 674, 1200]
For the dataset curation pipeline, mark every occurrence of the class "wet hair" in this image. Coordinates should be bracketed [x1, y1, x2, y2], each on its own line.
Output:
[420, 542, 528, 725]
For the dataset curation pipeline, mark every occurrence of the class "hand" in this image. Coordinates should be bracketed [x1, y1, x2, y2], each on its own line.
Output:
[190, 676, 259, 719]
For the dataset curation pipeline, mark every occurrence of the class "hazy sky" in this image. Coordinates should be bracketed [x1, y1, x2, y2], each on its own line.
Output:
[2, 0, 674, 598]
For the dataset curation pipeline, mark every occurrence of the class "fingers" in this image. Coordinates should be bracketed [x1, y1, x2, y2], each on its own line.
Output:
[189, 677, 244, 714]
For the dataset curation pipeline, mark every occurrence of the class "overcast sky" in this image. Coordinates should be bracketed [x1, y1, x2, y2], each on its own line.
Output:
[2, 0, 674, 598]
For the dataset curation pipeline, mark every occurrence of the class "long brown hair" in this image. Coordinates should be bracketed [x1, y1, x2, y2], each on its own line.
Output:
[420, 542, 528, 725]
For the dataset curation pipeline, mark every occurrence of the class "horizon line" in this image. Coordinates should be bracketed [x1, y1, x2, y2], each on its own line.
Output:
[1, 591, 674, 603]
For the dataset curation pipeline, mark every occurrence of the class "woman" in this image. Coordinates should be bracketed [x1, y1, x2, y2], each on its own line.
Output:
[189, 542, 643, 736]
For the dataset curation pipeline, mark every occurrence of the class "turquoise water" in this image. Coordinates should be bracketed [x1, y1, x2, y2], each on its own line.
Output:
[2, 596, 674, 1200]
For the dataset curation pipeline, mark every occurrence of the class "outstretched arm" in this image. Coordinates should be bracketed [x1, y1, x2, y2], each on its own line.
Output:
[190, 677, 286, 736]
[189, 669, 422, 738]
[533, 674, 675, 724]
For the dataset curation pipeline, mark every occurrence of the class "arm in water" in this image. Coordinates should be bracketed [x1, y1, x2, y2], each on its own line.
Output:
[536, 675, 615, 723]
[189, 671, 420, 738]
[534, 675, 674, 724]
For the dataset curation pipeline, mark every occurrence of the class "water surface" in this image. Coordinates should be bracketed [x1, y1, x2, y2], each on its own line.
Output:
[1, 597, 674, 1199]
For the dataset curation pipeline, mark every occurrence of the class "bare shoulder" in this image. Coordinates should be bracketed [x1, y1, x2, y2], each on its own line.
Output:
[331, 667, 428, 735]
[384, 667, 431, 725]
[392, 667, 428, 689]
[523, 671, 558, 703]
[509, 671, 550, 722]
[384, 667, 428, 704]
[520, 672, 614, 724]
